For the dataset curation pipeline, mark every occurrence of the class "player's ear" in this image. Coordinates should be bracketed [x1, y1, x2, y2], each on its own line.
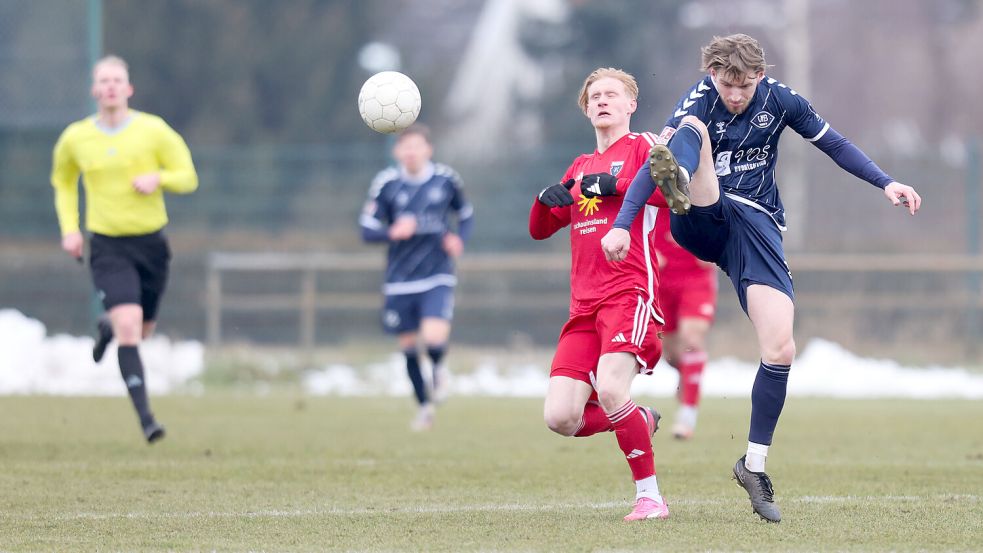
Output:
[627, 98, 637, 115]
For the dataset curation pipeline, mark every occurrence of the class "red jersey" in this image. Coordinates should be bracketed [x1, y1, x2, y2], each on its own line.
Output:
[653, 209, 716, 277]
[529, 132, 668, 319]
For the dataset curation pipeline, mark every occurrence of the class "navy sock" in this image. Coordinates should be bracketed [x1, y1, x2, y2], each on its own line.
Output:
[426, 345, 446, 387]
[404, 349, 429, 405]
[668, 122, 703, 177]
[118, 345, 154, 426]
[748, 361, 791, 445]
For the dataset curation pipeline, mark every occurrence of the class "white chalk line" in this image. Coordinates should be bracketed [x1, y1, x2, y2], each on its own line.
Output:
[3, 494, 979, 522]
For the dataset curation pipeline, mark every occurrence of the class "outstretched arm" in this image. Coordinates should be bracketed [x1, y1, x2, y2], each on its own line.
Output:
[812, 127, 920, 214]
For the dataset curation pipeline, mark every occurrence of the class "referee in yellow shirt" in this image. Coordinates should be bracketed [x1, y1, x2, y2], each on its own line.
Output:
[50, 55, 198, 443]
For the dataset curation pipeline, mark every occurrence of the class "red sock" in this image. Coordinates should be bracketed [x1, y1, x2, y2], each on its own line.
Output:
[607, 400, 655, 481]
[679, 350, 707, 407]
[574, 402, 611, 437]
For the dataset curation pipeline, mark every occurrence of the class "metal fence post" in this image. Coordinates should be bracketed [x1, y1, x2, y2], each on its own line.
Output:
[300, 267, 317, 349]
[206, 256, 222, 346]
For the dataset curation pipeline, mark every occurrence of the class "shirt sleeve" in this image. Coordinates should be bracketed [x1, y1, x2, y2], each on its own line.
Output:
[663, 77, 715, 130]
[447, 171, 475, 243]
[780, 85, 829, 142]
[528, 165, 575, 240]
[812, 127, 894, 189]
[50, 129, 82, 236]
[613, 162, 656, 230]
[155, 119, 199, 194]
[360, 171, 394, 242]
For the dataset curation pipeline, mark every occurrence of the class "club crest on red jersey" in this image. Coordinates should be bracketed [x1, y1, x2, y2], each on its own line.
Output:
[610, 161, 624, 176]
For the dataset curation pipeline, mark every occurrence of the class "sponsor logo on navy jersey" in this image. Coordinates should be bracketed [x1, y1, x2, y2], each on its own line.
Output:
[751, 111, 775, 129]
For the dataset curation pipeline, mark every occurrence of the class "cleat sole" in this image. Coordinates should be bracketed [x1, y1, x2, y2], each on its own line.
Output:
[649, 145, 691, 215]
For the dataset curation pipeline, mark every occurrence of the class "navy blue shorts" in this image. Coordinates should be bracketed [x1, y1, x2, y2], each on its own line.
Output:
[669, 195, 793, 313]
[381, 285, 455, 334]
[89, 231, 171, 320]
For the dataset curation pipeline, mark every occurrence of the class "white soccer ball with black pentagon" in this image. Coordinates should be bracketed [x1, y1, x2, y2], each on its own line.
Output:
[357, 71, 421, 134]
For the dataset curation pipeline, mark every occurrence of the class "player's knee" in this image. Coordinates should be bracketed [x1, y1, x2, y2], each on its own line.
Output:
[679, 115, 709, 138]
[114, 320, 143, 345]
[596, 386, 629, 413]
[763, 337, 796, 366]
[544, 411, 580, 437]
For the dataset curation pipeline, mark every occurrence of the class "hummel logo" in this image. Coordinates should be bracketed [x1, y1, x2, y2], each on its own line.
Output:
[626, 448, 646, 459]
[586, 183, 601, 195]
[125, 375, 143, 388]
[611, 332, 627, 343]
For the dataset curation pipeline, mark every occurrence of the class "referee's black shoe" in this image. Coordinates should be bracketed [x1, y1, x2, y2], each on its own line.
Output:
[92, 316, 113, 363]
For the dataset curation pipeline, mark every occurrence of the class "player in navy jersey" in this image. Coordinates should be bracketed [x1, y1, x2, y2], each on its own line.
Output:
[602, 34, 921, 522]
[360, 124, 474, 431]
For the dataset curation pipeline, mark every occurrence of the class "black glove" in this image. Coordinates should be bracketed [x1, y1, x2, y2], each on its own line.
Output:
[580, 173, 619, 198]
[538, 178, 576, 207]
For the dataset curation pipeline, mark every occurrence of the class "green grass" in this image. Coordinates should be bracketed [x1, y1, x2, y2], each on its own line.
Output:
[1, 396, 981, 552]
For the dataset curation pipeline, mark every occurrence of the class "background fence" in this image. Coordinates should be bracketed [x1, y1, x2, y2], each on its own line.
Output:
[1, 0, 982, 364]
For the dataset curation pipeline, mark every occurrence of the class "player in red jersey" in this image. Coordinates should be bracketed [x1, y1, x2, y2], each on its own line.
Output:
[529, 68, 671, 521]
[653, 213, 718, 440]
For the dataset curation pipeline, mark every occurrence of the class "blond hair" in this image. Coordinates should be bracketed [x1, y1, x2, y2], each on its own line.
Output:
[700, 34, 769, 81]
[577, 67, 639, 112]
[92, 54, 129, 80]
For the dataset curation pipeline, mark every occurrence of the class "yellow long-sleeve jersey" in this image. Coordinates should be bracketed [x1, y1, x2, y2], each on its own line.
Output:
[51, 110, 198, 237]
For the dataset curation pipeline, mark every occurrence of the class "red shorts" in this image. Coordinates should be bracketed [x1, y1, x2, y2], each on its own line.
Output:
[659, 268, 717, 333]
[550, 290, 664, 390]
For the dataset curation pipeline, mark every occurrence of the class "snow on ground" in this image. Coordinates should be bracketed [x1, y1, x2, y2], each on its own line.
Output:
[3, 308, 982, 398]
[304, 340, 983, 400]
[0, 309, 203, 396]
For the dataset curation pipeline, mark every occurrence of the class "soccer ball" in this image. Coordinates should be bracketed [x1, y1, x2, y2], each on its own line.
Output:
[357, 71, 422, 134]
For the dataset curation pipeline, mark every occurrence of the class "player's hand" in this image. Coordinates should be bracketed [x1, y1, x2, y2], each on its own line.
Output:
[132, 172, 162, 195]
[601, 228, 631, 262]
[537, 179, 576, 207]
[442, 233, 464, 258]
[580, 173, 619, 198]
[884, 182, 921, 215]
[61, 231, 84, 260]
[388, 215, 417, 241]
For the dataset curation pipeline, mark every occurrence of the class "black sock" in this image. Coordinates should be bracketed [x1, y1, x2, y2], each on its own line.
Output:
[118, 345, 154, 426]
[426, 345, 447, 387]
[404, 349, 429, 405]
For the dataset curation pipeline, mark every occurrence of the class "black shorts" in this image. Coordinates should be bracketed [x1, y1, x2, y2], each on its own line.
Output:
[89, 231, 171, 321]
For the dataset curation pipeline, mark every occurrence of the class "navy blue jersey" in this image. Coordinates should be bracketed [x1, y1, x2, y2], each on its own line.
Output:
[360, 162, 474, 295]
[664, 75, 829, 230]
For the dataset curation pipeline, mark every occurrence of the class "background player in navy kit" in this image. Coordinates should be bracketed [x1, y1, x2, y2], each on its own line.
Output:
[360, 124, 474, 431]
[602, 34, 921, 522]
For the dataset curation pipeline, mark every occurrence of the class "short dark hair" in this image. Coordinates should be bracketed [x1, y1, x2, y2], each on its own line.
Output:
[397, 123, 431, 144]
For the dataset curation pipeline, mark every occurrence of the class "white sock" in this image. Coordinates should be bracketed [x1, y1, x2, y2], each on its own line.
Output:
[676, 405, 698, 429]
[745, 442, 769, 472]
[635, 475, 661, 501]
[679, 166, 691, 183]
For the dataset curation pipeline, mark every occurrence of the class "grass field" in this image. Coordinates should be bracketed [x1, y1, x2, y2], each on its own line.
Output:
[1, 395, 981, 552]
